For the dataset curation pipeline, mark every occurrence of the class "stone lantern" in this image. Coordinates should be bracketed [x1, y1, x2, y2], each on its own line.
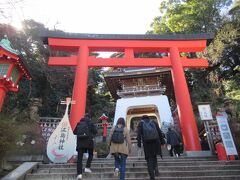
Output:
[99, 113, 109, 142]
[0, 36, 31, 111]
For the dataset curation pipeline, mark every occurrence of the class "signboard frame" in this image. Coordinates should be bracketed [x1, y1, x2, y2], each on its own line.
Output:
[197, 103, 215, 154]
[216, 112, 238, 156]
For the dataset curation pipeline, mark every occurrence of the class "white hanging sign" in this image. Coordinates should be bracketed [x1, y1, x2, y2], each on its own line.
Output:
[198, 104, 213, 120]
[47, 98, 76, 163]
[216, 112, 238, 156]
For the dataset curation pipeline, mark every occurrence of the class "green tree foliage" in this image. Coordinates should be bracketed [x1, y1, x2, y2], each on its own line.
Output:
[0, 116, 16, 158]
[86, 68, 115, 122]
[204, 22, 240, 119]
[150, 0, 232, 34]
[149, 0, 240, 151]
[229, 0, 240, 16]
[0, 20, 115, 157]
[149, 0, 239, 119]
[0, 21, 59, 116]
[0, 20, 114, 120]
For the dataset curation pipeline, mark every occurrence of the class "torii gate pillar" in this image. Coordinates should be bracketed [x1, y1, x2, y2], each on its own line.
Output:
[70, 46, 89, 126]
[170, 47, 200, 150]
[43, 32, 213, 152]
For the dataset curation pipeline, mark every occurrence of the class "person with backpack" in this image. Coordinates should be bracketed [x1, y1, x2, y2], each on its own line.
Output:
[137, 115, 165, 180]
[73, 114, 97, 180]
[109, 117, 132, 180]
[166, 127, 182, 157]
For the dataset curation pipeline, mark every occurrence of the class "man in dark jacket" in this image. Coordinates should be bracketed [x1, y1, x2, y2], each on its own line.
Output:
[73, 114, 97, 180]
[166, 127, 182, 157]
[137, 115, 165, 180]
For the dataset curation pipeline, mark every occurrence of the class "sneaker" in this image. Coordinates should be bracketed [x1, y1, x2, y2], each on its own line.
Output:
[76, 174, 82, 180]
[84, 168, 92, 173]
[114, 168, 119, 176]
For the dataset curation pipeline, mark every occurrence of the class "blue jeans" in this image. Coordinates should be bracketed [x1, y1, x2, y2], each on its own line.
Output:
[114, 153, 127, 180]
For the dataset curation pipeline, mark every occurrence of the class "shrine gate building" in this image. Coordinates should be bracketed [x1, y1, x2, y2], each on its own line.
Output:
[42, 32, 213, 152]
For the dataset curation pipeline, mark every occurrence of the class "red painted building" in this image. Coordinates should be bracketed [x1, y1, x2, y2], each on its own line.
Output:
[0, 36, 31, 111]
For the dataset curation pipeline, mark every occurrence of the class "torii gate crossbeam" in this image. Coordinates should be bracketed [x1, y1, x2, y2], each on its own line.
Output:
[42, 32, 213, 152]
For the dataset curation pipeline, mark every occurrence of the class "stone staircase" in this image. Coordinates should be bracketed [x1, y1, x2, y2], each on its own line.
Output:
[24, 156, 240, 180]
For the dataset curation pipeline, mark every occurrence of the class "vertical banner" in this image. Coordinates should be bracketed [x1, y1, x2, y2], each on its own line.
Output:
[216, 112, 238, 156]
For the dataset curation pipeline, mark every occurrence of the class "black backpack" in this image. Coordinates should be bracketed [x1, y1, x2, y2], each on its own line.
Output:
[76, 120, 90, 139]
[111, 126, 124, 144]
[142, 120, 158, 142]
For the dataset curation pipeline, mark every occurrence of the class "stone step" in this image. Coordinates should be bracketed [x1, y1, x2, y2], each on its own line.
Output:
[78, 176, 240, 180]
[38, 160, 240, 169]
[88, 157, 230, 164]
[35, 164, 240, 174]
[24, 157, 240, 180]
[73, 156, 218, 162]
[25, 170, 240, 180]
[25, 175, 240, 180]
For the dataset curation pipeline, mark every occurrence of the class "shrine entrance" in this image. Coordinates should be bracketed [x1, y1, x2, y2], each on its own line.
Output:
[42, 32, 213, 152]
[127, 106, 159, 131]
[114, 95, 172, 133]
[127, 105, 159, 141]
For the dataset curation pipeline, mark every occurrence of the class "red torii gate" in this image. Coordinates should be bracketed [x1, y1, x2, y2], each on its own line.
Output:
[42, 32, 213, 151]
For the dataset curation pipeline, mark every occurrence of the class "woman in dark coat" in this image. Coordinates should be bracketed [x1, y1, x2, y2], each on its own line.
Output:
[137, 115, 165, 180]
[166, 127, 182, 157]
[73, 114, 97, 180]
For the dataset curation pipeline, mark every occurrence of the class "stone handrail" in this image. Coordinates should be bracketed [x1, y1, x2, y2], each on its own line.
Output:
[2, 162, 39, 180]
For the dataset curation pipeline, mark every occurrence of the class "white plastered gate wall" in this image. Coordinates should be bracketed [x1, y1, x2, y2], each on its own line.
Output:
[113, 95, 173, 132]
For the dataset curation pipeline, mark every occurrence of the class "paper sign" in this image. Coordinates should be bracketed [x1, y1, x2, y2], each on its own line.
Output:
[198, 104, 213, 120]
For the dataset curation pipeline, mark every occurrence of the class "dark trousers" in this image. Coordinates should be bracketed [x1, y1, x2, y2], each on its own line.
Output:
[170, 144, 181, 156]
[77, 148, 93, 175]
[146, 156, 158, 180]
